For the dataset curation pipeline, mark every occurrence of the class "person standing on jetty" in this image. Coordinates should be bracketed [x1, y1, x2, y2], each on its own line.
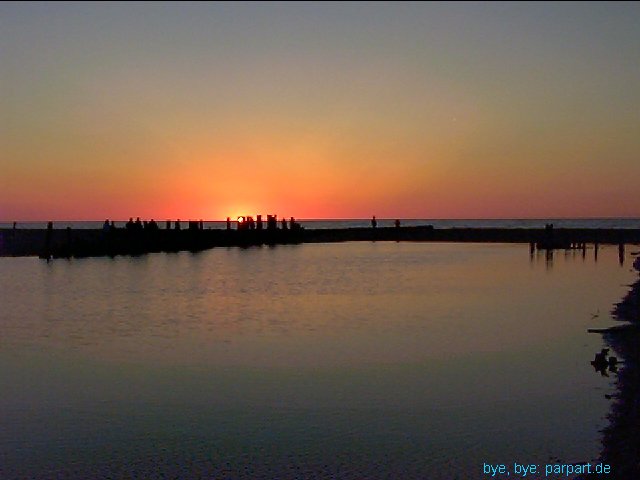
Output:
[371, 216, 377, 228]
[42, 221, 53, 260]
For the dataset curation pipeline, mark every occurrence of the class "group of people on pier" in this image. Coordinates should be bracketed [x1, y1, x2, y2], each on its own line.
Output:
[371, 216, 402, 228]
[125, 217, 160, 231]
[101, 216, 304, 233]
[233, 215, 301, 232]
[103, 218, 205, 232]
[100, 216, 402, 232]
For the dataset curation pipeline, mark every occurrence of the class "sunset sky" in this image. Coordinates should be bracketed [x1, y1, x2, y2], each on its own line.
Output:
[1, 2, 639, 220]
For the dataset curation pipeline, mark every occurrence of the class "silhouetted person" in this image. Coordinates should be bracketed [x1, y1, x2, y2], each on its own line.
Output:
[43, 221, 54, 261]
[65, 226, 72, 253]
[395, 219, 400, 228]
[281, 218, 288, 230]
[126, 217, 134, 230]
[540, 223, 555, 250]
[175, 219, 181, 230]
[135, 217, 143, 230]
[371, 216, 377, 228]
[266, 215, 277, 231]
[166, 220, 171, 230]
[12, 221, 16, 230]
[103, 219, 110, 232]
[199, 220, 204, 230]
[110, 221, 117, 231]
[226, 217, 231, 230]
[256, 215, 263, 230]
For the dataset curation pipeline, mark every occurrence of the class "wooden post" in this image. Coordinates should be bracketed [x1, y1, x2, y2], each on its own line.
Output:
[619, 243, 625, 266]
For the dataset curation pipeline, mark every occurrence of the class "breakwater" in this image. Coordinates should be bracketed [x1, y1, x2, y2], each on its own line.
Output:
[1, 226, 639, 258]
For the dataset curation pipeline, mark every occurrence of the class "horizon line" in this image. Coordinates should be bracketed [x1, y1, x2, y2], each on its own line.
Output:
[3, 216, 640, 223]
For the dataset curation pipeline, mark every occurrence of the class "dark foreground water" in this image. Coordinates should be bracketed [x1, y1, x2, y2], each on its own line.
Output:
[0, 243, 634, 479]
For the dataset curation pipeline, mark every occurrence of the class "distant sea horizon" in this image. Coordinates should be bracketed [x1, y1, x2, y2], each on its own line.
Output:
[2, 217, 640, 230]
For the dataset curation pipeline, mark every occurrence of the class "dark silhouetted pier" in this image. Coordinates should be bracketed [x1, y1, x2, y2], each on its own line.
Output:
[1, 224, 639, 259]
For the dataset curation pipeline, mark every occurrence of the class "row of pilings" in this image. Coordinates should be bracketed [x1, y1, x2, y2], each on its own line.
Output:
[530, 241, 627, 265]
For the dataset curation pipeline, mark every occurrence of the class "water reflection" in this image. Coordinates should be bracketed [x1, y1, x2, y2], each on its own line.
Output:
[529, 243, 626, 271]
[0, 243, 635, 479]
[618, 244, 625, 266]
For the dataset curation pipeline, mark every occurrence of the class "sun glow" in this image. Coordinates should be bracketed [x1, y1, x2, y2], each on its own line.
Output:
[2, 4, 639, 221]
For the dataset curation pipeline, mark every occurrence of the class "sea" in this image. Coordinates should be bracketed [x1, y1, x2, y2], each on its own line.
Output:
[0, 234, 638, 478]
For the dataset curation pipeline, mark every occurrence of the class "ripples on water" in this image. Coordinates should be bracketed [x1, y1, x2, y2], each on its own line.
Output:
[0, 243, 634, 479]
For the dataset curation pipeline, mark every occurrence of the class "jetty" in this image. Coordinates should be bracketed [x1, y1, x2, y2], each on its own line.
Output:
[1, 223, 639, 259]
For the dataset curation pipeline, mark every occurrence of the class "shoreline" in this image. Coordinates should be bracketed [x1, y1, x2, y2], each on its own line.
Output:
[1, 226, 639, 258]
[578, 257, 640, 478]
[599, 263, 640, 478]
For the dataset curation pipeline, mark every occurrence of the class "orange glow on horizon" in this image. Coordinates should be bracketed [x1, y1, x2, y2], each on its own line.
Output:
[2, 4, 640, 221]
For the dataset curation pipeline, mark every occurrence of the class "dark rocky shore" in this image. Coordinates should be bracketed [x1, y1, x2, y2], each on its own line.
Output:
[598, 261, 640, 478]
[1, 226, 639, 258]
[578, 257, 640, 479]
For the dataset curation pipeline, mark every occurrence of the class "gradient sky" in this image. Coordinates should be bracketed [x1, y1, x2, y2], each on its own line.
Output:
[1, 2, 639, 220]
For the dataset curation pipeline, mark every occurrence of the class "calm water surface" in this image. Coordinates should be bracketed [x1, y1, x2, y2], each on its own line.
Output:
[0, 243, 634, 479]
